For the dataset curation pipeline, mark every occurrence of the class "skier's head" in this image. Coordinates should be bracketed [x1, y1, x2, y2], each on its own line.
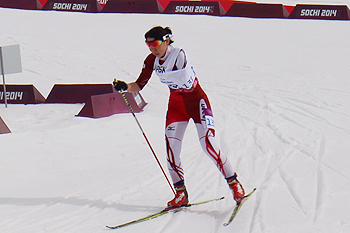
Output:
[145, 26, 173, 44]
[145, 26, 173, 58]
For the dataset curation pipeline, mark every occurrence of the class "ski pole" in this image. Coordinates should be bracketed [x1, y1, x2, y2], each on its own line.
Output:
[117, 85, 175, 195]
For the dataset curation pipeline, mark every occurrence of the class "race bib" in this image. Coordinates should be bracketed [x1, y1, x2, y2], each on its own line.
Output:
[200, 99, 215, 130]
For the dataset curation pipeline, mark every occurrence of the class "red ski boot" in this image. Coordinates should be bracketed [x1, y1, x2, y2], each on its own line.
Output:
[167, 185, 189, 208]
[227, 174, 245, 202]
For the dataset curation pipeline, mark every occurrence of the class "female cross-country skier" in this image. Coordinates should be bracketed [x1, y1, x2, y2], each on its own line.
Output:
[113, 26, 245, 208]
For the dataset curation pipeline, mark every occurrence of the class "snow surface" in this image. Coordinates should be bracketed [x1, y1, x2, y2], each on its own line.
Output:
[1, 5, 350, 233]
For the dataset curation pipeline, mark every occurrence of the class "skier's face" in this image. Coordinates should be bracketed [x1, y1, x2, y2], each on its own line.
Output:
[145, 37, 169, 58]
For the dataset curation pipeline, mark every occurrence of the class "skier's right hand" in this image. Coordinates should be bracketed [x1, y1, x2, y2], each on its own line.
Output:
[113, 79, 128, 92]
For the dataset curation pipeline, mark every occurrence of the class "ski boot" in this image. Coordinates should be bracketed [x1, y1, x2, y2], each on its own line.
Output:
[167, 183, 189, 208]
[227, 173, 245, 203]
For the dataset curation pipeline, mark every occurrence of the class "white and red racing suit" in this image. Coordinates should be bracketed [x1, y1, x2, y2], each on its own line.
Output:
[135, 45, 236, 185]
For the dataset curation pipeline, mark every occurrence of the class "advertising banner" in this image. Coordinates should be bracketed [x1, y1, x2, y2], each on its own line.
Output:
[163, 1, 225, 16]
[41, 0, 98, 12]
[289, 4, 350, 20]
[0, 84, 45, 104]
[96, 0, 109, 11]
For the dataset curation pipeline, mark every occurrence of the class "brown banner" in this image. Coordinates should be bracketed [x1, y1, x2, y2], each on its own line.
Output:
[0, 84, 45, 104]
[289, 4, 350, 20]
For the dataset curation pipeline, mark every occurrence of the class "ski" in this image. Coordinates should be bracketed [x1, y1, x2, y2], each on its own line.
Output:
[223, 188, 256, 227]
[106, 196, 224, 229]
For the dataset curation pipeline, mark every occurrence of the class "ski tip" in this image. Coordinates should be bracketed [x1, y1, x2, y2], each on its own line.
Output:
[247, 188, 257, 195]
[251, 188, 257, 194]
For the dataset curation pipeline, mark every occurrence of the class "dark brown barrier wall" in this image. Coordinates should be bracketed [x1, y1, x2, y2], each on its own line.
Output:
[0, 116, 11, 134]
[289, 4, 350, 20]
[46, 84, 114, 103]
[225, 3, 289, 18]
[77, 92, 147, 118]
[102, 0, 163, 13]
[0, 0, 37, 9]
[0, 85, 45, 104]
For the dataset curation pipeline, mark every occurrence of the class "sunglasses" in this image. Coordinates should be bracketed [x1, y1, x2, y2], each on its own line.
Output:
[145, 39, 163, 48]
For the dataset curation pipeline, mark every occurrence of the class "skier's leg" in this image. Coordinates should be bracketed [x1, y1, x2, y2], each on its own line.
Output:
[165, 121, 189, 207]
[165, 121, 188, 184]
[195, 124, 235, 178]
[195, 97, 245, 201]
[196, 124, 245, 201]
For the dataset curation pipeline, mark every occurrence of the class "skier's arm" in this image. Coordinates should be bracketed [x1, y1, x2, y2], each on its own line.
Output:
[133, 53, 156, 91]
[126, 82, 140, 93]
[113, 53, 155, 93]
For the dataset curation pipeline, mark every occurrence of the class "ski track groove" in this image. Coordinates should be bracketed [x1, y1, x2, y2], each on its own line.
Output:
[218, 90, 317, 232]
[278, 166, 308, 216]
[248, 143, 278, 233]
[155, 213, 176, 233]
[277, 98, 350, 134]
[313, 130, 325, 223]
[214, 83, 350, 232]
[0, 205, 47, 231]
[265, 121, 317, 160]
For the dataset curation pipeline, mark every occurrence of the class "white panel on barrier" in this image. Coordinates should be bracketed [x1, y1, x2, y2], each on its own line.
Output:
[0, 44, 22, 107]
[0, 44, 22, 75]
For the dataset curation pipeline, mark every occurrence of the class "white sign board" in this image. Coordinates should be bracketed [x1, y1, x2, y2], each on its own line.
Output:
[0, 44, 22, 75]
[1, 44, 22, 107]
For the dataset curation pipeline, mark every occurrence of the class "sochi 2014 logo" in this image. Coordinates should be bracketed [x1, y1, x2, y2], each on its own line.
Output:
[97, 0, 109, 8]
